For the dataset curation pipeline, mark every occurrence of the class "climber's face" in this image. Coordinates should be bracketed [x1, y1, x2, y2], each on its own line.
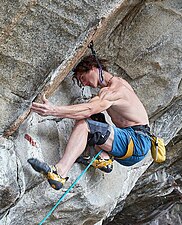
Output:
[76, 67, 98, 88]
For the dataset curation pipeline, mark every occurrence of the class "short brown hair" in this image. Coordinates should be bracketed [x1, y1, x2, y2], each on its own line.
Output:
[72, 55, 108, 86]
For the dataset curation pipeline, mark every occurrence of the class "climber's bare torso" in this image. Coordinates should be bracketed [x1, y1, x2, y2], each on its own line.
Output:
[98, 77, 149, 128]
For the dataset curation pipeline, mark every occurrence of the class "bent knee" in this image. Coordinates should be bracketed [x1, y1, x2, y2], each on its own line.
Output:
[74, 119, 89, 131]
[86, 119, 112, 146]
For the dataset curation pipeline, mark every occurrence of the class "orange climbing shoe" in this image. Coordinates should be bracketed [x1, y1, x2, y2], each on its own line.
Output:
[27, 158, 68, 190]
[76, 155, 113, 173]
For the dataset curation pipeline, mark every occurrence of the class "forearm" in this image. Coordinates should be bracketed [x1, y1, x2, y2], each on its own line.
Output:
[31, 95, 112, 119]
[53, 104, 93, 119]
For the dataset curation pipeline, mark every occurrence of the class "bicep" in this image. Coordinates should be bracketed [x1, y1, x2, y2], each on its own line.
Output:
[99, 87, 118, 101]
[99, 88, 123, 103]
[90, 96, 113, 113]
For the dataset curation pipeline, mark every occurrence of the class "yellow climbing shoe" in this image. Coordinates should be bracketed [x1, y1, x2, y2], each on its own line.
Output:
[28, 158, 68, 190]
[76, 155, 113, 173]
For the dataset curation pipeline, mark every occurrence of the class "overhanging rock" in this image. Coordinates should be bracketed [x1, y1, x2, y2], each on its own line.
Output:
[0, 0, 182, 224]
[0, 0, 140, 137]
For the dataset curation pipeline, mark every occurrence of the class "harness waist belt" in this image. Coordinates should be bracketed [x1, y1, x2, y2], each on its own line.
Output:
[131, 125, 150, 134]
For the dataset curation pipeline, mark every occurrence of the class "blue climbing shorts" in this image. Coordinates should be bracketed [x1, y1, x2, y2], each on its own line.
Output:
[110, 126, 151, 166]
[86, 119, 151, 166]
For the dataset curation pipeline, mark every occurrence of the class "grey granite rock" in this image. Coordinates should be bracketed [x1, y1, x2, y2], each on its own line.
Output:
[0, 0, 181, 224]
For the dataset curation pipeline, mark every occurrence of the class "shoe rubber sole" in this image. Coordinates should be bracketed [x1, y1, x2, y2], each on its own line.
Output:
[28, 158, 68, 190]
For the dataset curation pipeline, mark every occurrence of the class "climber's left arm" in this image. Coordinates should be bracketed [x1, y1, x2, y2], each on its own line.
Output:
[31, 94, 113, 120]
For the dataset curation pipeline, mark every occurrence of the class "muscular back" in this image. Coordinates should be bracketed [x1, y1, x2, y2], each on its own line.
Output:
[99, 77, 149, 128]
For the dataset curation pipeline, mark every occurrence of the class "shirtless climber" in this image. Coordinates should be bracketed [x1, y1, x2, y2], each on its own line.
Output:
[28, 55, 151, 190]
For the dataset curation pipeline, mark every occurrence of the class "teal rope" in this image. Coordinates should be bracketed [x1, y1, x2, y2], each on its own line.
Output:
[38, 150, 102, 225]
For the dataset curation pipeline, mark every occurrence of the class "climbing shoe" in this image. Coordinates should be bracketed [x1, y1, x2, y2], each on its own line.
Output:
[27, 158, 68, 190]
[76, 155, 113, 173]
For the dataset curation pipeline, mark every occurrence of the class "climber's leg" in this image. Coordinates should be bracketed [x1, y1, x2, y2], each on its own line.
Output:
[55, 119, 90, 177]
[75, 119, 114, 173]
[28, 119, 114, 190]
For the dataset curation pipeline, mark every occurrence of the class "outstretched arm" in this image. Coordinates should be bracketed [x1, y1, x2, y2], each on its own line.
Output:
[31, 94, 113, 120]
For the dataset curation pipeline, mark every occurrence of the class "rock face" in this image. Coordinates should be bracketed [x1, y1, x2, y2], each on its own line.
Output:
[0, 0, 182, 225]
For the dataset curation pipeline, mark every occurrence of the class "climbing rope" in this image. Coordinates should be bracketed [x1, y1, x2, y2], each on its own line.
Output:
[38, 150, 103, 225]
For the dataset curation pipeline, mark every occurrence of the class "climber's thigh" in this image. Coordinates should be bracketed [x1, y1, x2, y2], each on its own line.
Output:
[86, 119, 113, 152]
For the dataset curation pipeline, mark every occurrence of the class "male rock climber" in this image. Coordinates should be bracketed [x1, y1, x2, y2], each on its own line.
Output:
[28, 55, 151, 190]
